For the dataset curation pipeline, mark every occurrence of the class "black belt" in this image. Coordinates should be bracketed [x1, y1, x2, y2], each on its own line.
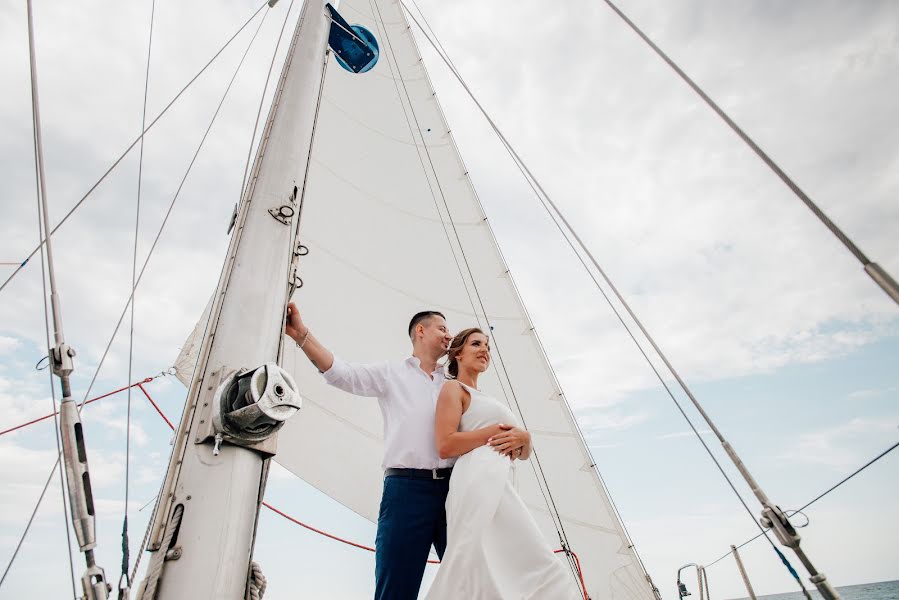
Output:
[385, 467, 453, 480]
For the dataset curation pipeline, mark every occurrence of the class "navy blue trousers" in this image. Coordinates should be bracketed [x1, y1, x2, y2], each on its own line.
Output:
[374, 475, 449, 600]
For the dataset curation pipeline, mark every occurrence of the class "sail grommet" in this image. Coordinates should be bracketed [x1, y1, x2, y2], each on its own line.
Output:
[211, 363, 302, 445]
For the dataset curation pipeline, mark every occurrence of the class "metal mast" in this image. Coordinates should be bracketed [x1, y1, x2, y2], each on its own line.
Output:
[27, 0, 110, 597]
[136, 0, 332, 597]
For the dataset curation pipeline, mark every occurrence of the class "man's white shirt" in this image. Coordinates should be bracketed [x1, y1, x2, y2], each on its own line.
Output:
[323, 355, 456, 470]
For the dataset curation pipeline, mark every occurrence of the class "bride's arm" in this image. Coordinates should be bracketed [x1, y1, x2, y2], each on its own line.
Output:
[435, 382, 507, 459]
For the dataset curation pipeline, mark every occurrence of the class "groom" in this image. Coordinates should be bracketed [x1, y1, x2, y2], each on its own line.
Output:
[284, 304, 529, 599]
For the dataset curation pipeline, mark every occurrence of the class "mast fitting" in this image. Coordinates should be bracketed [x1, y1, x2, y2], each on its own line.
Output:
[51, 342, 76, 378]
[193, 364, 302, 456]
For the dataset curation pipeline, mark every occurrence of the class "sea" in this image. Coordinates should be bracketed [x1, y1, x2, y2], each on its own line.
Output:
[730, 580, 899, 600]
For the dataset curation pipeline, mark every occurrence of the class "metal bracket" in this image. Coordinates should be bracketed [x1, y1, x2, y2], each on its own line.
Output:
[268, 204, 295, 226]
[164, 546, 182, 561]
[760, 505, 800, 548]
[268, 185, 299, 226]
[51, 342, 76, 378]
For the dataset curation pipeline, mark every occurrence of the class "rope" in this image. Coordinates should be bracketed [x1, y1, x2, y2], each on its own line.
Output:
[8, 375, 593, 597]
[139, 504, 183, 600]
[248, 561, 267, 600]
[595, 0, 899, 308]
[0, 0, 272, 298]
[0, 378, 155, 437]
[120, 3, 157, 595]
[263, 500, 589, 598]
[706, 438, 899, 568]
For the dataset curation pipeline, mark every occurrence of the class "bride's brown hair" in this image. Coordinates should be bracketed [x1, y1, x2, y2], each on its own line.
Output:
[446, 327, 485, 379]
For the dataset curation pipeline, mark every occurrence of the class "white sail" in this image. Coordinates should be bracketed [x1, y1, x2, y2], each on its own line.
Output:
[176, 1, 658, 597]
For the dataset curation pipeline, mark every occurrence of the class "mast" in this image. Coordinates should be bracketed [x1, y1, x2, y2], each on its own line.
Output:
[136, 1, 332, 596]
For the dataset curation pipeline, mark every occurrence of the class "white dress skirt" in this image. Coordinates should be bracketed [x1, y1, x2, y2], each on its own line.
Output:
[425, 382, 582, 600]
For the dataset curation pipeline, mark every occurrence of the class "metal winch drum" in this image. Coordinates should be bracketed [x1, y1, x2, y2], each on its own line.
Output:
[211, 363, 302, 443]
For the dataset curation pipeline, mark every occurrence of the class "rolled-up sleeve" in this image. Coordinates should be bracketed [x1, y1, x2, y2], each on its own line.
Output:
[323, 355, 389, 397]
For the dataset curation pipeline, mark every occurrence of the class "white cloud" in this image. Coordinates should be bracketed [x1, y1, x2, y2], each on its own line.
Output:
[0, 335, 21, 355]
[782, 418, 899, 469]
[848, 386, 897, 400]
[658, 428, 712, 440]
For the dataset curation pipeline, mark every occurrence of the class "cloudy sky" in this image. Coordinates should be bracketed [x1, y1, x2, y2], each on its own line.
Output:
[1, 0, 897, 598]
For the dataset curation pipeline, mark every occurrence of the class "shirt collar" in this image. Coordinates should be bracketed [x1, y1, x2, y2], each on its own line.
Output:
[406, 355, 445, 377]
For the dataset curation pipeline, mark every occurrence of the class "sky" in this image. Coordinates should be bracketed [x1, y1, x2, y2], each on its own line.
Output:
[0, 0, 897, 598]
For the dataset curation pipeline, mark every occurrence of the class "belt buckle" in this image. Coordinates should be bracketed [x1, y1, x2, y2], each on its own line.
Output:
[431, 469, 444, 480]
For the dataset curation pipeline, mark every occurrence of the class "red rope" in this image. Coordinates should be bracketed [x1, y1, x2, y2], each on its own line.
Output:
[0, 377, 154, 437]
[136, 383, 175, 430]
[554, 549, 589, 600]
[5, 377, 589, 596]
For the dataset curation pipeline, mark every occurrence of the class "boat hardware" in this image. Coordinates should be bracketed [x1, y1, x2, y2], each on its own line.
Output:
[268, 204, 295, 225]
[211, 364, 302, 445]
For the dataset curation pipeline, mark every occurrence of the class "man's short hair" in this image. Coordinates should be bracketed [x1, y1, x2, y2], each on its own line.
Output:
[408, 310, 446, 339]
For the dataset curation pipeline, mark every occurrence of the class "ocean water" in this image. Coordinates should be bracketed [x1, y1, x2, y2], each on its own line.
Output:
[730, 580, 899, 600]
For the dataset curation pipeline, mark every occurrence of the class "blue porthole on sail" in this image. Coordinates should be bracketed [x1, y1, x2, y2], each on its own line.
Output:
[326, 4, 379, 74]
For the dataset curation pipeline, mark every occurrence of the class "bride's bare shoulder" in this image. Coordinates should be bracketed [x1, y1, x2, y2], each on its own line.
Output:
[439, 380, 471, 406]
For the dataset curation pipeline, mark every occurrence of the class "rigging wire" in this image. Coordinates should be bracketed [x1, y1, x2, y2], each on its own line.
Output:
[4, 1, 105, 595]
[594, 0, 899, 307]
[30, 63, 78, 599]
[239, 0, 298, 201]
[2, 7, 271, 590]
[17, 1, 78, 597]
[398, 0, 659, 589]
[404, 3, 662, 592]
[705, 438, 899, 568]
[119, 2, 157, 594]
[0, 0, 272, 298]
[400, 4, 817, 595]
[0, 464, 63, 590]
[370, 0, 583, 583]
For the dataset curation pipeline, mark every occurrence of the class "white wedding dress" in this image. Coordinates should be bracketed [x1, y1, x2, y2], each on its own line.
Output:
[426, 382, 582, 600]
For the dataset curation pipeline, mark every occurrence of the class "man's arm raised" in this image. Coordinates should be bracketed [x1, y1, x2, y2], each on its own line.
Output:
[285, 303, 388, 397]
[286, 302, 334, 372]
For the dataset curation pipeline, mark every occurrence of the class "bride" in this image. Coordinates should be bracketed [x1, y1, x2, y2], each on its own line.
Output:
[426, 328, 582, 599]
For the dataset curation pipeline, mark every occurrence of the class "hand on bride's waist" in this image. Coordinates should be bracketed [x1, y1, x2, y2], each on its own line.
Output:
[486, 424, 531, 461]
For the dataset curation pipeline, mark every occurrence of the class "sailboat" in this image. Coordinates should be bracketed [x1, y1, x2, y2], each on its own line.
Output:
[2, 0, 895, 598]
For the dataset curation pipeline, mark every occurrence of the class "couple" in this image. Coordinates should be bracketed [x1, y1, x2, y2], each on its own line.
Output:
[286, 304, 580, 599]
